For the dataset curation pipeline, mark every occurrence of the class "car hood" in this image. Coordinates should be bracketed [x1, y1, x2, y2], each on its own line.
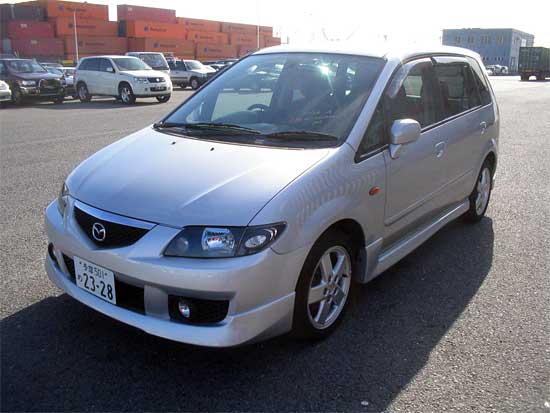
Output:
[12, 72, 60, 80]
[67, 128, 329, 227]
[119, 70, 168, 79]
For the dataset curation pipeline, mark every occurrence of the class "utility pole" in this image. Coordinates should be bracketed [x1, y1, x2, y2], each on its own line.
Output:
[73, 10, 79, 62]
[256, 0, 260, 49]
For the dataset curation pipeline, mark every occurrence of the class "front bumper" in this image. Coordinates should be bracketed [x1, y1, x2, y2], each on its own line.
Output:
[45, 199, 308, 347]
[132, 82, 172, 97]
[0, 90, 11, 101]
[19, 86, 64, 99]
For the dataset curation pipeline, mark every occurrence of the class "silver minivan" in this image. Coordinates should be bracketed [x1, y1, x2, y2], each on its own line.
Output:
[45, 45, 498, 347]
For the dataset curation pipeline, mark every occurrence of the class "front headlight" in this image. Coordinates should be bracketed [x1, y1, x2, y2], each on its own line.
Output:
[19, 80, 36, 87]
[57, 182, 70, 216]
[164, 224, 286, 258]
[133, 77, 148, 84]
[0, 82, 7, 91]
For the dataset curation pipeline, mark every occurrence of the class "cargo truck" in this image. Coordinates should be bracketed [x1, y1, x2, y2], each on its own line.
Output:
[518, 47, 550, 81]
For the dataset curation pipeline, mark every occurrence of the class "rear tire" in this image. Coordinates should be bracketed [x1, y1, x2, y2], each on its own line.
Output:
[77, 83, 91, 102]
[292, 229, 355, 340]
[464, 160, 493, 223]
[156, 95, 171, 103]
[119, 83, 136, 105]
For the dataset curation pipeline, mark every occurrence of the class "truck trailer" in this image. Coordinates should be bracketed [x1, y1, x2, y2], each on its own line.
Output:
[519, 47, 550, 81]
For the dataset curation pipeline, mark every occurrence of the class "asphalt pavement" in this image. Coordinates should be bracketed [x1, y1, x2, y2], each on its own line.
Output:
[1, 78, 549, 412]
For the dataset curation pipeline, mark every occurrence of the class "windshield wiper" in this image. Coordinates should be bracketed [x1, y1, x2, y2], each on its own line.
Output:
[264, 130, 339, 141]
[153, 121, 260, 134]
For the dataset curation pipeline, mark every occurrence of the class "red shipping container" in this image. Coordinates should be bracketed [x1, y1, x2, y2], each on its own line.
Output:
[238, 45, 258, 57]
[259, 26, 273, 37]
[220, 21, 256, 35]
[121, 20, 185, 39]
[7, 21, 54, 38]
[11, 37, 64, 57]
[264, 36, 281, 47]
[51, 17, 118, 37]
[229, 33, 258, 47]
[128, 38, 194, 56]
[25, 0, 108, 20]
[195, 43, 238, 59]
[187, 31, 228, 44]
[64, 36, 127, 54]
[176, 17, 221, 33]
[117, 5, 176, 23]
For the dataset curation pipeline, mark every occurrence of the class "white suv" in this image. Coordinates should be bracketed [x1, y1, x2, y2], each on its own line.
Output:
[75, 55, 172, 104]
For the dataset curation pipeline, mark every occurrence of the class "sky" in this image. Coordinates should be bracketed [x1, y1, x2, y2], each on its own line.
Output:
[12, 0, 550, 46]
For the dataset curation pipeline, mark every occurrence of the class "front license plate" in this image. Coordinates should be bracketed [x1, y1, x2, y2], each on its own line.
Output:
[75, 256, 117, 304]
[151, 86, 166, 91]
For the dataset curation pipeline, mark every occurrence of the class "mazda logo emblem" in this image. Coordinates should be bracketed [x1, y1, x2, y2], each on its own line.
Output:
[92, 222, 106, 242]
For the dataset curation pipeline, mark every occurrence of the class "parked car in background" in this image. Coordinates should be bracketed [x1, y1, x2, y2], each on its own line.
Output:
[168, 59, 216, 89]
[46, 45, 499, 347]
[0, 58, 65, 105]
[126, 52, 170, 74]
[203, 58, 238, 72]
[61, 67, 77, 98]
[40, 62, 64, 70]
[0, 80, 11, 106]
[486, 65, 508, 75]
[75, 55, 172, 104]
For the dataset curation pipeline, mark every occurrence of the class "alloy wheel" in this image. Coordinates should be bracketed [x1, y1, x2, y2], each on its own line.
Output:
[307, 246, 351, 330]
[475, 167, 491, 215]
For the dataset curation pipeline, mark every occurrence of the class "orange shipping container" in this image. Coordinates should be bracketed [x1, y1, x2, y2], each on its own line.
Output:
[229, 33, 258, 47]
[121, 20, 185, 39]
[26, 0, 108, 20]
[128, 38, 195, 56]
[220, 21, 256, 35]
[195, 43, 238, 59]
[238, 45, 258, 57]
[187, 30, 228, 44]
[263, 36, 281, 47]
[259, 26, 273, 36]
[51, 17, 118, 37]
[177, 17, 221, 33]
[64, 36, 127, 54]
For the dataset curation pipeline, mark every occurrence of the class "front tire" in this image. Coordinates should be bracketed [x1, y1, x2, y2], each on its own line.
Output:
[119, 83, 136, 105]
[190, 77, 200, 90]
[11, 87, 24, 106]
[156, 95, 171, 103]
[293, 230, 354, 340]
[53, 95, 64, 104]
[464, 161, 493, 222]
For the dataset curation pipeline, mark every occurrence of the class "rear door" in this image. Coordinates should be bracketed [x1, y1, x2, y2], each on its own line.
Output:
[431, 56, 494, 201]
[80, 58, 100, 93]
[98, 58, 116, 95]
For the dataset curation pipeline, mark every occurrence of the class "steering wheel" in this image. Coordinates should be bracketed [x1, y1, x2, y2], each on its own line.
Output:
[247, 103, 269, 112]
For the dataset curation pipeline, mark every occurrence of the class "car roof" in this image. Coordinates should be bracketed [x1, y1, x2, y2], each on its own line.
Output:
[253, 43, 481, 61]
[81, 55, 131, 59]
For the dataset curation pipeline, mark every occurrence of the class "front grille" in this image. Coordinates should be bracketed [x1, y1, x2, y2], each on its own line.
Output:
[39, 78, 60, 91]
[147, 77, 164, 83]
[74, 206, 148, 248]
[62, 255, 145, 314]
[168, 295, 229, 324]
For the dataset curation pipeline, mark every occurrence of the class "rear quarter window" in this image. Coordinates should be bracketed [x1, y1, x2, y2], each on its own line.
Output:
[467, 57, 492, 106]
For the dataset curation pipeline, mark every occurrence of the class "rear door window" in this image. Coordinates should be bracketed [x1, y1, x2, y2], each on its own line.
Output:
[79, 58, 100, 71]
[433, 58, 481, 118]
[99, 58, 114, 72]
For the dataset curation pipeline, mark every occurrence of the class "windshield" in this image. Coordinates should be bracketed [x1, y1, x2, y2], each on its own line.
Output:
[162, 53, 385, 148]
[6, 60, 48, 74]
[139, 54, 169, 70]
[185, 60, 204, 70]
[113, 57, 151, 71]
[46, 67, 63, 76]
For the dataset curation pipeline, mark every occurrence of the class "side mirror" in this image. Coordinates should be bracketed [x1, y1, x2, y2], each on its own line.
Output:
[106, 67, 114, 73]
[389, 119, 421, 159]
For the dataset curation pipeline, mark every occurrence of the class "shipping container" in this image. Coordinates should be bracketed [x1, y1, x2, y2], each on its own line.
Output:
[51, 17, 118, 37]
[187, 30, 228, 44]
[11, 37, 64, 57]
[23, 0, 109, 20]
[64, 35, 127, 54]
[117, 5, 176, 23]
[128, 38, 195, 56]
[176, 17, 221, 33]
[238, 45, 258, 57]
[0, 4, 45, 21]
[229, 33, 258, 47]
[259, 26, 273, 37]
[119, 20, 185, 39]
[220, 21, 256, 35]
[263, 36, 281, 47]
[6, 21, 54, 39]
[519, 46, 550, 80]
[195, 43, 238, 59]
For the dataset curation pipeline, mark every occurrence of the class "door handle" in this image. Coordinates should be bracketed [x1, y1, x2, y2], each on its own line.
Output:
[480, 121, 487, 134]
[435, 141, 446, 158]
